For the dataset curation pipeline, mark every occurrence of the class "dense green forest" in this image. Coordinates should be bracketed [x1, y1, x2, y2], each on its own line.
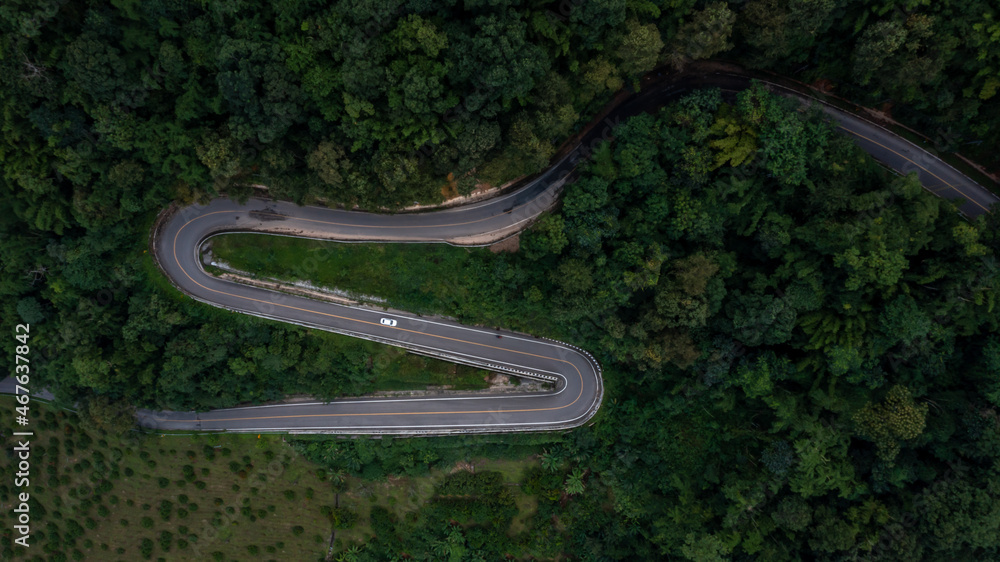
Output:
[2, 1, 1000, 560]
[3, 0, 1000, 407]
[0, 0, 1000, 407]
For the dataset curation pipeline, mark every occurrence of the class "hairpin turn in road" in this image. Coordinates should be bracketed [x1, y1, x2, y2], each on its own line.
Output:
[4, 67, 994, 434]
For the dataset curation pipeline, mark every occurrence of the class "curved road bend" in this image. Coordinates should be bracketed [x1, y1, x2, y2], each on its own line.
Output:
[4, 68, 996, 434]
[148, 195, 604, 434]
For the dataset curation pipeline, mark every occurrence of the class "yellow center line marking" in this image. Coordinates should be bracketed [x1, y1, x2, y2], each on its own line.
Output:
[161, 211, 587, 424]
[838, 126, 992, 214]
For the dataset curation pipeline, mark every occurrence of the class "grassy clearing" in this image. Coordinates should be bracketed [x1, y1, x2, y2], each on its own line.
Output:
[373, 348, 492, 391]
[208, 234, 485, 314]
[0, 398, 338, 561]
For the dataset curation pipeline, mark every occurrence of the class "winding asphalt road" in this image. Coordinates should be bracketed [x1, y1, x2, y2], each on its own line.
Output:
[4, 66, 996, 434]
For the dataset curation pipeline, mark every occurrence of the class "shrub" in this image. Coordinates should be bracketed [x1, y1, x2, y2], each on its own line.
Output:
[159, 500, 173, 521]
[332, 507, 359, 529]
[291, 526, 304, 536]
[120, 519, 129, 527]
[141, 517, 153, 528]
[159, 531, 173, 551]
[157, 477, 169, 488]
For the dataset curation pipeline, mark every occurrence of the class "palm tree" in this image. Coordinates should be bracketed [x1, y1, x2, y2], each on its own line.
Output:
[540, 449, 561, 472]
[565, 467, 586, 495]
[335, 545, 362, 562]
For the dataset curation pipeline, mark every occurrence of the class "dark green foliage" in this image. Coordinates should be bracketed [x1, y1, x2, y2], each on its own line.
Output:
[1, 1, 999, 560]
[293, 433, 563, 479]
[429, 471, 517, 524]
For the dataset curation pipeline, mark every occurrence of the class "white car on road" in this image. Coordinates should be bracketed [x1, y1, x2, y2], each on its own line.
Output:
[380, 318, 397, 327]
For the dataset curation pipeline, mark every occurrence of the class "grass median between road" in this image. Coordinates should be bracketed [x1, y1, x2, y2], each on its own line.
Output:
[208, 234, 485, 314]
[372, 348, 494, 392]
